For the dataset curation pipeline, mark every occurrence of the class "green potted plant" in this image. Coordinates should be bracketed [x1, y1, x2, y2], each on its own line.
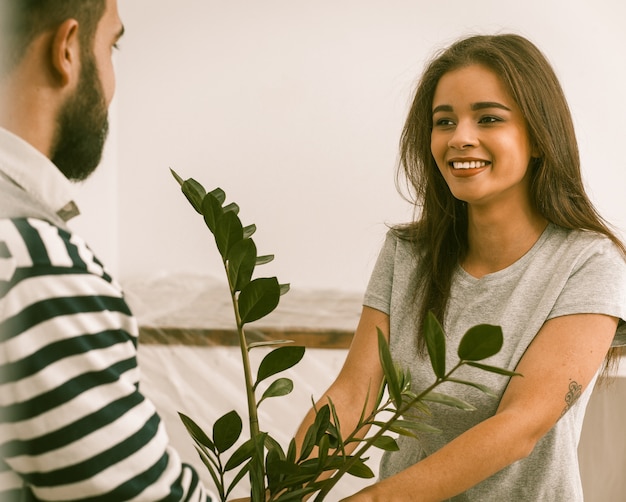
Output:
[171, 170, 519, 501]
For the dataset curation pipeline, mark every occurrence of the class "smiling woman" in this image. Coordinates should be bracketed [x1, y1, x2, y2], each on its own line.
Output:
[431, 65, 536, 208]
[289, 33, 626, 502]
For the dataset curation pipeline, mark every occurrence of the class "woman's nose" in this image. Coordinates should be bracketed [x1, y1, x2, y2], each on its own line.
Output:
[448, 120, 478, 150]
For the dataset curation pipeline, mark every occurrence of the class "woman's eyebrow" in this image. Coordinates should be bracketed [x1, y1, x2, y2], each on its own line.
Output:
[432, 102, 512, 114]
[471, 101, 512, 111]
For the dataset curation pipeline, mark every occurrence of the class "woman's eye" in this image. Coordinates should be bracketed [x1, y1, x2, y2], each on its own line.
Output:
[434, 118, 455, 127]
[478, 115, 501, 124]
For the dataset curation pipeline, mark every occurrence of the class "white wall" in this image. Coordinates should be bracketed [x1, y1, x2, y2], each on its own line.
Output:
[75, 0, 626, 292]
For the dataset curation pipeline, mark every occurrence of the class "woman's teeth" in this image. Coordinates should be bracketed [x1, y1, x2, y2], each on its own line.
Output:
[451, 161, 488, 169]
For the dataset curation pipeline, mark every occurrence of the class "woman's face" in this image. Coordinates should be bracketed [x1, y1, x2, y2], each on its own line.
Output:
[430, 64, 535, 210]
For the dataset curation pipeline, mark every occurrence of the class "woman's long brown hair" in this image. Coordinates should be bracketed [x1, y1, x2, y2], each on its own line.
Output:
[396, 33, 625, 371]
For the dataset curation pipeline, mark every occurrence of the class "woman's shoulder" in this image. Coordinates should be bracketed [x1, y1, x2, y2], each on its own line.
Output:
[547, 223, 623, 255]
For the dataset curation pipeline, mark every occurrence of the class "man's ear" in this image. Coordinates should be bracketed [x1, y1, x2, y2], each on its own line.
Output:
[49, 19, 80, 87]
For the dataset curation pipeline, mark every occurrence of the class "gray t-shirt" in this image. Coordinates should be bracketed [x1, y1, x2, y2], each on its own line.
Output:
[363, 223, 626, 501]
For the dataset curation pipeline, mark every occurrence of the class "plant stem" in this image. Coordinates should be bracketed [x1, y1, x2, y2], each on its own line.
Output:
[224, 260, 265, 500]
[313, 363, 465, 500]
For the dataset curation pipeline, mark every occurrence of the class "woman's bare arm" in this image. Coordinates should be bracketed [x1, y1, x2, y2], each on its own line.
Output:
[342, 313, 618, 502]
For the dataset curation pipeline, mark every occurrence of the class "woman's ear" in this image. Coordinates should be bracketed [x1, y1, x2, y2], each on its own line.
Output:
[49, 18, 80, 87]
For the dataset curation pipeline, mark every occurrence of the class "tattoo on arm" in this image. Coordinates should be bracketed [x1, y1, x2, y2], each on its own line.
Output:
[560, 380, 582, 417]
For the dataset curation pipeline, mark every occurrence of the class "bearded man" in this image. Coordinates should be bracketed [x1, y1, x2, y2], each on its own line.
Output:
[0, 1, 213, 500]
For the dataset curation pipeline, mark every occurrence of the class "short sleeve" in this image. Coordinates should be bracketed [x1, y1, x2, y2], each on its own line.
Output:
[363, 231, 397, 315]
[549, 238, 626, 347]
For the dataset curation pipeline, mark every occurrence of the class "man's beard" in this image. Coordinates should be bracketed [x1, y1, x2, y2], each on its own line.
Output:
[51, 51, 109, 182]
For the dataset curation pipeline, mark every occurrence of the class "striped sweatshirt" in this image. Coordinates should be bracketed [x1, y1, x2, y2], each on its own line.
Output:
[0, 218, 212, 501]
[0, 128, 212, 501]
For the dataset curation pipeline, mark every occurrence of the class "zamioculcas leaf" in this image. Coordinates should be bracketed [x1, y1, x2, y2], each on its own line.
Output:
[193, 446, 223, 498]
[209, 187, 226, 205]
[458, 324, 503, 361]
[255, 346, 305, 388]
[224, 438, 255, 471]
[447, 378, 497, 397]
[227, 238, 257, 292]
[312, 405, 331, 444]
[372, 436, 400, 452]
[299, 405, 330, 461]
[225, 463, 250, 499]
[279, 283, 290, 296]
[466, 361, 522, 377]
[258, 378, 294, 405]
[171, 170, 206, 214]
[374, 420, 441, 436]
[377, 328, 401, 408]
[178, 412, 215, 453]
[265, 446, 283, 492]
[317, 434, 330, 469]
[238, 277, 281, 324]
[213, 410, 243, 453]
[256, 254, 274, 266]
[346, 458, 375, 479]
[386, 419, 442, 435]
[202, 192, 224, 233]
[170, 168, 184, 186]
[215, 211, 244, 259]
[243, 224, 257, 239]
[422, 391, 476, 411]
[424, 311, 446, 378]
[247, 340, 294, 350]
[223, 202, 240, 215]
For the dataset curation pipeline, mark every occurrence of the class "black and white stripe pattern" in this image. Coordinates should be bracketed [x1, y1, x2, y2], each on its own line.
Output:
[1, 218, 210, 501]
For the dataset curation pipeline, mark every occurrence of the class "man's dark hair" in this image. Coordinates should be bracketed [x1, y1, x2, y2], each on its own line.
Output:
[1, 0, 106, 76]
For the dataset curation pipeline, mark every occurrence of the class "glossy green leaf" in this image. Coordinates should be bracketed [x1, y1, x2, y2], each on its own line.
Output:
[243, 224, 257, 239]
[171, 170, 206, 214]
[256, 346, 305, 388]
[466, 361, 522, 377]
[247, 339, 294, 350]
[264, 434, 286, 461]
[238, 277, 281, 324]
[327, 396, 344, 453]
[424, 311, 446, 378]
[372, 435, 400, 451]
[378, 328, 401, 408]
[422, 391, 476, 411]
[279, 283, 290, 296]
[224, 438, 255, 471]
[346, 458, 375, 479]
[374, 420, 440, 436]
[447, 378, 497, 397]
[213, 410, 243, 453]
[286, 438, 297, 464]
[248, 340, 293, 351]
[265, 445, 283, 492]
[223, 202, 240, 215]
[313, 404, 331, 444]
[458, 324, 503, 361]
[193, 446, 224, 499]
[178, 412, 215, 453]
[299, 405, 330, 461]
[317, 434, 330, 469]
[256, 254, 274, 266]
[226, 463, 250, 498]
[215, 211, 244, 259]
[259, 378, 294, 405]
[388, 419, 441, 435]
[201, 192, 224, 234]
[170, 168, 184, 186]
[209, 187, 226, 205]
[227, 238, 257, 292]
